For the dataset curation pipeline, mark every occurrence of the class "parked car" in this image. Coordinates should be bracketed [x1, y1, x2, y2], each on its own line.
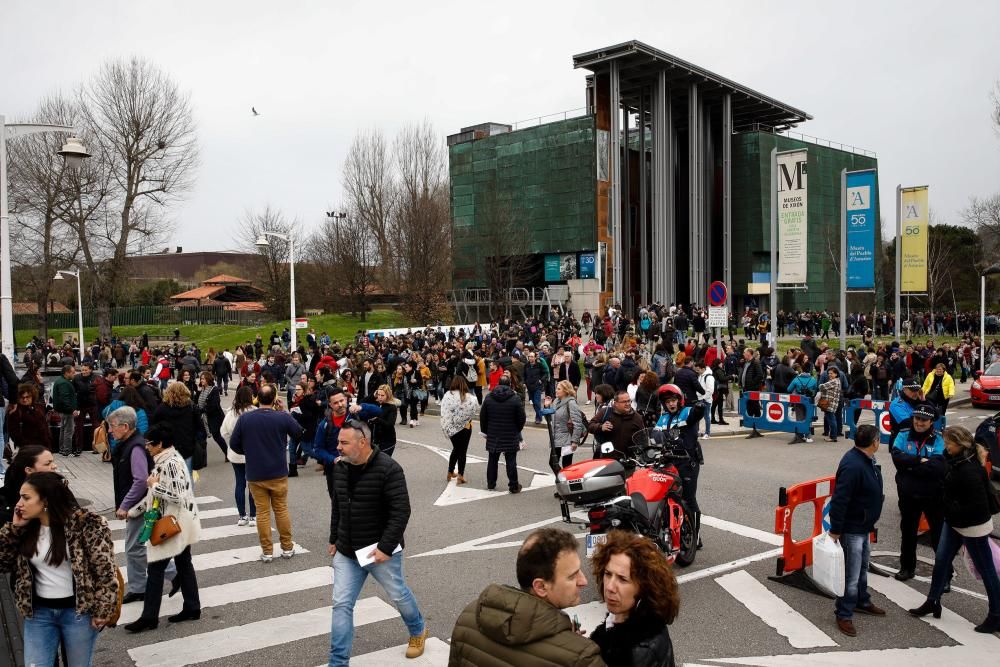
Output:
[970, 362, 1000, 408]
[974, 411, 1000, 484]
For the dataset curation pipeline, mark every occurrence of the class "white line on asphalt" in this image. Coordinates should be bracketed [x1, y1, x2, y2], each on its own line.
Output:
[128, 597, 398, 667]
[675, 548, 785, 585]
[708, 645, 1000, 666]
[107, 507, 237, 532]
[399, 438, 551, 475]
[700, 516, 783, 546]
[119, 566, 332, 624]
[194, 495, 222, 505]
[112, 523, 267, 553]
[870, 550, 990, 601]
[714, 570, 837, 649]
[347, 637, 452, 666]
[410, 514, 582, 558]
[121, 542, 309, 583]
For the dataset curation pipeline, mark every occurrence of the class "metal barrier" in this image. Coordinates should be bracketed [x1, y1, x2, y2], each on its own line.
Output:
[843, 399, 946, 444]
[739, 391, 816, 437]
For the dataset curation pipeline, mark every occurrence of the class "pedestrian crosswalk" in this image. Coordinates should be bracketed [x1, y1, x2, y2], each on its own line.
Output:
[110, 495, 447, 666]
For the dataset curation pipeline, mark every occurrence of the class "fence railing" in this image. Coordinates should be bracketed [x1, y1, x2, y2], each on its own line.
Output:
[15, 305, 268, 333]
[511, 107, 589, 131]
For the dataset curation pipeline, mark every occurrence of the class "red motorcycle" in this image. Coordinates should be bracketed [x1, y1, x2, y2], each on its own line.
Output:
[555, 430, 698, 566]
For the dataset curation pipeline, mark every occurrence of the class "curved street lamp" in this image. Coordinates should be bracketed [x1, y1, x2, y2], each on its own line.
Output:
[54, 269, 84, 362]
[1, 115, 90, 360]
[255, 231, 297, 354]
[981, 263, 1000, 372]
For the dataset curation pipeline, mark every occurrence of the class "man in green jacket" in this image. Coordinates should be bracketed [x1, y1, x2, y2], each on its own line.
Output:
[449, 528, 605, 666]
[52, 364, 79, 456]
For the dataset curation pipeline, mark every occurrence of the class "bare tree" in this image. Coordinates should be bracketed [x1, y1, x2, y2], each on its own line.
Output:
[74, 57, 199, 340]
[342, 129, 397, 290]
[992, 80, 1000, 136]
[392, 121, 452, 323]
[478, 183, 533, 318]
[239, 205, 292, 318]
[6, 94, 84, 340]
[962, 193, 1000, 259]
[307, 212, 379, 320]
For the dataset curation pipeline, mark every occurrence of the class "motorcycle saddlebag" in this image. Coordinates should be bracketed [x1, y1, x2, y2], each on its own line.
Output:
[556, 458, 627, 504]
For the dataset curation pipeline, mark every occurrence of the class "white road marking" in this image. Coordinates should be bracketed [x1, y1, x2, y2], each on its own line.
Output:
[119, 566, 331, 624]
[128, 597, 398, 667]
[714, 570, 837, 649]
[700, 515, 783, 546]
[108, 507, 237, 532]
[433, 473, 556, 506]
[113, 523, 266, 553]
[708, 645, 1000, 666]
[121, 542, 309, 583]
[410, 514, 582, 558]
[348, 637, 452, 665]
[400, 438, 551, 474]
[194, 495, 222, 505]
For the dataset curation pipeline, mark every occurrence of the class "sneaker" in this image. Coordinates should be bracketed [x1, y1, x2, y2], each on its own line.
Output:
[405, 628, 428, 658]
[237, 516, 249, 527]
[805, 437, 814, 443]
[260, 553, 273, 563]
[249, 517, 257, 527]
[586, 400, 592, 405]
[281, 548, 295, 559]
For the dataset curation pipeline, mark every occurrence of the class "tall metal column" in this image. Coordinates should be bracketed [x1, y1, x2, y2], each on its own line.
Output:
[894, 185, 901, 339]
[609, 63, 622, 307]
[651, 73, 674, 304]
[666, 86, 675, 304]
[688, 83, 703, 306]
[769, 148, 778, 348]
[722, 94, 732, 291]
[639, 89, 648, 305]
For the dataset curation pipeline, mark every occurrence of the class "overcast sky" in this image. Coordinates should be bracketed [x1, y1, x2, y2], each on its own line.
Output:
[3, 0, 998, 252]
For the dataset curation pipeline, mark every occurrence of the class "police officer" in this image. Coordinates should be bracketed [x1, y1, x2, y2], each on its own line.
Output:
[887, 377, 923, 443]
[890, 403, 947, 581]
[655, 384, 705, 548]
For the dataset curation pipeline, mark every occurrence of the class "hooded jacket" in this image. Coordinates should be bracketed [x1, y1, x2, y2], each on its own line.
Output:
[480, 385, 526, 453]
[449, 584, 606, 667]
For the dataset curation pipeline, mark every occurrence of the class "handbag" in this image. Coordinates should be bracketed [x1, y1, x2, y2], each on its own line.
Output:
[93, 422, 109, 455]
[413, 389, 428, 401]
[108, 567, 126, 627]
[817, 397, 831, 411]
[192, 438, 208, 471]
[150, 514, 182, 546]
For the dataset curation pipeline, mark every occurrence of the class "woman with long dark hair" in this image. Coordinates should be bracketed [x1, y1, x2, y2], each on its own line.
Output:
[440, 376, 478, 484]
[6, 383, 52, 451]
[1, 446, 58, 525]
[196, 371, 226, 456]
[0, 472, 118, 665]
[590, 530, 679, 666]
[220, 387, 257, 526]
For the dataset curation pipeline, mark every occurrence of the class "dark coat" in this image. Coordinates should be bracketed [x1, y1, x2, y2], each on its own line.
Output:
[523, 362, 549, 394]
[591, 608, 675, 667]
[739, 358, 764, 392]
[672, 367, 704, 404]
[587, 407, 644, 459]
[329, 449, 410, 558]
[828, 446, 884, 535]
[771, 363, 796, 394]
[5, 403, 51, 449]
[941, 450, 995, 529]
[480, 385, 526, 453]
[151, 402, 200, 459]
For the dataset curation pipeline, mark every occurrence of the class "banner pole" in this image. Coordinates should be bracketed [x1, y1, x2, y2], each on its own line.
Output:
[770, 148, 777, 349]
[840, 169, 847, 351]
[896, 185, 903, 340]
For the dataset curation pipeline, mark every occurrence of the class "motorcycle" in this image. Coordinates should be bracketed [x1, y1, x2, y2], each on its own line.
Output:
[555, 429, 698, 566]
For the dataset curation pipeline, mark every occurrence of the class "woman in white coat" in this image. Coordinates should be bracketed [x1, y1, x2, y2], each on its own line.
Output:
[696, 360, 715, 438]
[124, 421, 201, 633]
[440, 376, 479, 485]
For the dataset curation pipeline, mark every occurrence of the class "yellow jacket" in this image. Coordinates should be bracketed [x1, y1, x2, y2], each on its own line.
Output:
[922, 371, 955, 399]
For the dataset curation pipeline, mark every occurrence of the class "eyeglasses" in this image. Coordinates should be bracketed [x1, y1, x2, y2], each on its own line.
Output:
[342, 418, 371, 440]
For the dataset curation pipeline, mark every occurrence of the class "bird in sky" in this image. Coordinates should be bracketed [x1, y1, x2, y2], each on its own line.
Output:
[251, 107, 260, 116]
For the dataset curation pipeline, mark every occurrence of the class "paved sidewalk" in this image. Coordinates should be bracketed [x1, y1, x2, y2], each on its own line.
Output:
[57, 450, 116, 515]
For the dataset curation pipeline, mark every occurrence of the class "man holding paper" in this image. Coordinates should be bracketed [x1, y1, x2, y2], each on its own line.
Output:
[327, 419, 427, 665]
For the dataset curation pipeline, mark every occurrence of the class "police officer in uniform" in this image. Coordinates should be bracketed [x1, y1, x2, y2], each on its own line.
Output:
[887, 377, 923, 443]
[655, 384, 705, 548]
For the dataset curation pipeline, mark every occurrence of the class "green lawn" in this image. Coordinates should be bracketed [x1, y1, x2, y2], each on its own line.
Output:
[17, 309, 415, 353]
[772, 334, 971, 357]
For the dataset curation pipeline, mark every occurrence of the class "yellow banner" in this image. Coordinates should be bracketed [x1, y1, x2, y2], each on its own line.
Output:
[900, 187, 928, 293]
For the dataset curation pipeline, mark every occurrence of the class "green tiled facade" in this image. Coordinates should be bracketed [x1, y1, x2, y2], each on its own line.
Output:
[731, 131, 881, 312]
[450, 116, 597, 287]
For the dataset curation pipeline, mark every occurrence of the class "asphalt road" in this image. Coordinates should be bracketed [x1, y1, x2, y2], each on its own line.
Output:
[94, 398, 1000, 667]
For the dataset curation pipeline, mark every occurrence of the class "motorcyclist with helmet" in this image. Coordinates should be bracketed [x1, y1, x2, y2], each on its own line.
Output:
[654, 384, 706, 549]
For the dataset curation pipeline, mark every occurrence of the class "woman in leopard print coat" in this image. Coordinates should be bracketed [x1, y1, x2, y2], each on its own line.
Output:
[0, 471, 118, 666]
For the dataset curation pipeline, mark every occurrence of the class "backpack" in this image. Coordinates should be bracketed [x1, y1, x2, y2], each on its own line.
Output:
[465, 364, 478, 384]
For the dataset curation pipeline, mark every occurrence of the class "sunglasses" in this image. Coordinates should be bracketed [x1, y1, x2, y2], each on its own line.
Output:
[342, 418, 370, 439]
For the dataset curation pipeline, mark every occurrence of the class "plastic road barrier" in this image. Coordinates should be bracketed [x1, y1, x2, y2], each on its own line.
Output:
[844, 398, 946, 444]
[739, 391, 816, 437]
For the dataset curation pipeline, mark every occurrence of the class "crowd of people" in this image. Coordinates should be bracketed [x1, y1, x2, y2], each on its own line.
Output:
[0, 299, 998, 665]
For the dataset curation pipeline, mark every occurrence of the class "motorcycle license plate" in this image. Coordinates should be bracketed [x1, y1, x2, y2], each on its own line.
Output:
[586, 533, 607, 558]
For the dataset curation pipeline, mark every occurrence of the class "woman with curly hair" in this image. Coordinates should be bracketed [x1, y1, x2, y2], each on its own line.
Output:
[590, 530, 679, 667]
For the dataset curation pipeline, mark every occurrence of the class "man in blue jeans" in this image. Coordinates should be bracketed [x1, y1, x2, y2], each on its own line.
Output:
[828, 424, 886, 637]
[327, 420, 425, 665]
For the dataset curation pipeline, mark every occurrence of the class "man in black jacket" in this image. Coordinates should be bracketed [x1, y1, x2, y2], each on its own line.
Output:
[740, 348, 765, 438]
[481, 376, 527, 493]
[522, 351, 549, 424]
[328, 421, 427, 663]
[673, 357, 705, 406]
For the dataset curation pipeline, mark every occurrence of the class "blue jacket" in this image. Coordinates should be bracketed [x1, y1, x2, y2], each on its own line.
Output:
[787, 373, 817, 398]
[828, 447, 884, 535]
[312, 403, 383, 466]
[890, 427, 946, 499]
[887, 394, 920, 442]
[229, 408, 305, 482]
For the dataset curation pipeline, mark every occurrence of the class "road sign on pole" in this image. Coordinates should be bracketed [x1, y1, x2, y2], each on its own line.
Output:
[709, 281, 728, 307]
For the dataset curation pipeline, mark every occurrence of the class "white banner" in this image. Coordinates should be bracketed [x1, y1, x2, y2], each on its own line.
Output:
[776, 150, 808, 284]
[707, 307, 728, 328]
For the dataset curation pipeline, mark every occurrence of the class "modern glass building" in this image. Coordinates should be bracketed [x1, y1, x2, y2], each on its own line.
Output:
[448, 40, 879, 316]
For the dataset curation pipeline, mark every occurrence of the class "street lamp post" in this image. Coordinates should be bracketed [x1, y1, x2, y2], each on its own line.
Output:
[980, 263, 1000, 373]
[53, 270, 84, 362]
[255, 231, 297, 354]
[0, 115, 90, 360]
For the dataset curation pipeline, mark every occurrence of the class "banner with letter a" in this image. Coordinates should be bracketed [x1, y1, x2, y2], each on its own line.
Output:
[845, 170, 877, 289]
[900, 186, 928, 293]
[776, 150, 808, 284]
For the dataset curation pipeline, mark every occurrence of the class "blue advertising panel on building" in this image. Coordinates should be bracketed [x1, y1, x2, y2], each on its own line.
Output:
[578, 252, 596, 278]
[845, 170, 877, 289]
[544, 254, 561, 281]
